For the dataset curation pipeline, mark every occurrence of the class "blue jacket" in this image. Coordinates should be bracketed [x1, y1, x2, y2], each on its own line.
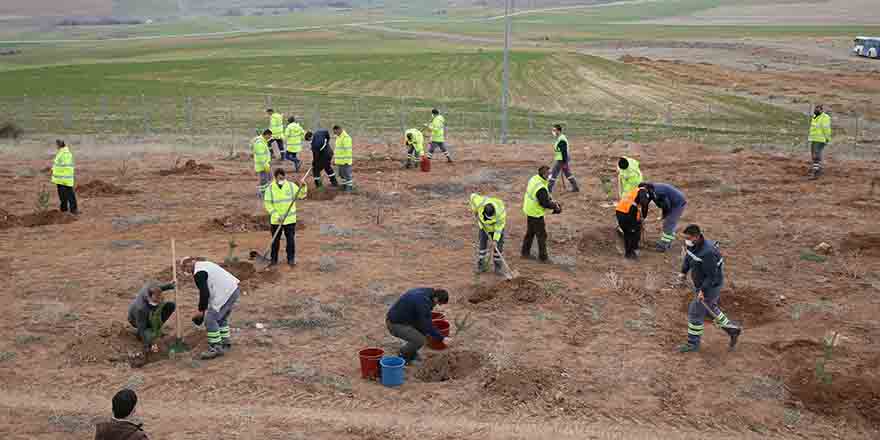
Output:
[681, 239, 724, 293]
[650, 183, 687, 216]
[310, 129, 331, 154]
[386, 288, 443, 340]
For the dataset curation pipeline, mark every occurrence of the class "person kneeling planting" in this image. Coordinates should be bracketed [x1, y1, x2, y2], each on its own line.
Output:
[127, 280, 176, 357]
[386, 288, 451, 365]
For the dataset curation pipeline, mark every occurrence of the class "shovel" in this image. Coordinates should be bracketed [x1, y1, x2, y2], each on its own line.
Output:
[252, 168, 312, 269]
[168, 238, 190, 354]
[492, 241, 518, 280]
[699, 298, 742, 330]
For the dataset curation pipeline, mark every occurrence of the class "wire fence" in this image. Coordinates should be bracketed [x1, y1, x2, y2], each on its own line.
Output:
[1, 94, 877, 160]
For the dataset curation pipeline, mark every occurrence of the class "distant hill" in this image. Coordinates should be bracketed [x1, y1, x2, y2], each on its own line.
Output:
[0, 0, 112, 17]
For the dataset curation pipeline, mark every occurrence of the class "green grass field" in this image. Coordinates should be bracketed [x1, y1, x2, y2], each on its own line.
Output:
[0, 0, 856, 149]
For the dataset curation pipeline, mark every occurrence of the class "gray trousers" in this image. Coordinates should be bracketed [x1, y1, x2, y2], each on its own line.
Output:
[427, 141, 450, 159]
[548, 161, 579, 192]
[387, 320, 425, 361]
[337, 164, 353, 189]
[686, 285, 735, 346]
[206, 288, 239, 345]
[810, 142, 826, 169]
[660, 204, 686, 243]
[478, 230, 505, 271]
[257, 171, 271, 198]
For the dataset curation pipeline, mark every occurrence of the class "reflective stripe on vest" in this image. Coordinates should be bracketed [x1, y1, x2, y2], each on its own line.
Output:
[616, 188, 642, 221]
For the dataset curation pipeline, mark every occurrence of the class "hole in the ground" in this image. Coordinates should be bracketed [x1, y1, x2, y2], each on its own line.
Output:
[679, 285, 776, 327]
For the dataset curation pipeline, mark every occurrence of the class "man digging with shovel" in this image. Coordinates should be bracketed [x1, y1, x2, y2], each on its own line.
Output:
[127, 280, 176, 362]
[469, 193, 507, 275]
[181, 257, 241, 360]
[263, 168, 308, 267]
[677, 224, 742, 353]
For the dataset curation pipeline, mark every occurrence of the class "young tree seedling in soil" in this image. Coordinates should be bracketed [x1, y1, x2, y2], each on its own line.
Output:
[454, 312, 475, 337]
[35, 186, 50, 213]
[815, 331, 838, 385]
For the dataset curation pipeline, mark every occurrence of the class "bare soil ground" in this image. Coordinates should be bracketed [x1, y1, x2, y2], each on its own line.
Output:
[1, 140, 878, 439]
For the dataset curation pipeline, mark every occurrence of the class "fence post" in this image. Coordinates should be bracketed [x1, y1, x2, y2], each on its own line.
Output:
[265, 95, 272, 109]
[63, 96, 72, 131]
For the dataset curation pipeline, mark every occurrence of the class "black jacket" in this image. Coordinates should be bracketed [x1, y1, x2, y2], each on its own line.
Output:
[310, 129, 331, 155]
[681, 239, 724, 293]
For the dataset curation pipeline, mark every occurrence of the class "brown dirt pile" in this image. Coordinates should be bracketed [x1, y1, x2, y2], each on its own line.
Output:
[77, 179, 137, 197]
[0, 209, 77, 230]
[207, 214, 307, 233]
[65, 321, 202, 367]
[158, 159, 214, 176]
[307, 187, 339, 201]
[680, 285, 776, 327]
[208, 214, 271, 233]
[468, 278, 549, 305]
[787, 368, 880, 428]
[415, 351, 483, 382]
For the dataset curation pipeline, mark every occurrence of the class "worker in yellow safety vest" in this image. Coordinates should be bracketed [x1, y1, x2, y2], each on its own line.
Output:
[266, 108, 285, 159]
[284, 116, 305, 172]
[51, 139, 78, 215]
[404, 128, 424, 169]
[253, 129, 273, 197]
[263, 168, 307, 267]
[333, 124, 353, 191]
[807, 104, 832, 179]
[425, 109, 452, 163]
[547, 124, 580, 193]
[521, 166, 562, 263]
[617, 156, 643, 199]
[469, 193, 507, 274]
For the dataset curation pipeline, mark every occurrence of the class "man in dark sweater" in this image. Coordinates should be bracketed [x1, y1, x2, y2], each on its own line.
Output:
[386, 288, 450, 364]
[640, 182, 688, 252]
[305, 129, 339, 188]
[94, 389, 150, 440]
[127, 281, 176, 355]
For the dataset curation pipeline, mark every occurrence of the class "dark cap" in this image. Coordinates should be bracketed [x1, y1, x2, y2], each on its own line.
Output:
[432, 289, 449, 304]
[618, 157, 629, 170]
[112, 389, 138, 419]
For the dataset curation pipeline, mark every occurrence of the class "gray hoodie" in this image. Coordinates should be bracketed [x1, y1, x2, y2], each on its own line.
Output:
[127, 281, 174, 349]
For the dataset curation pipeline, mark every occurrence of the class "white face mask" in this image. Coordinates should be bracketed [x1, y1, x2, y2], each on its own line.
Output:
[685, 239, 695, 247]
[278, 179, 287, 186]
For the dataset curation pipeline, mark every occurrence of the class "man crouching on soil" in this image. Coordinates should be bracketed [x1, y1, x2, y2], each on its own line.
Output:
[128, 280, 176, 360]
[386, 288, 451, 366]
[181, 257, 241, 360]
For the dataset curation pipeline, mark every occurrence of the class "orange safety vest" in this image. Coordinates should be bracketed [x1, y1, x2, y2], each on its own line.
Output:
[616, 188, 643, 221]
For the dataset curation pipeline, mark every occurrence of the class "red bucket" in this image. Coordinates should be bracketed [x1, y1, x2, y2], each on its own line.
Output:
[431, 311, 446, 321]
[358, 348, 384, 380]
[427, 319, 450, 350]
[420, 155, 431, 172]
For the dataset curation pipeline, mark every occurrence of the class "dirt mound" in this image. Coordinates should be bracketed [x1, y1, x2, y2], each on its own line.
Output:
[1, 210, 77, 230]
[416, 351, 483, 382]
[680, 285, 776, 327]
[787, 369, 880, 428]
[66, 321, 202, 367]
[207, 214, 306, 233]
[307, 187, 340, 201]
[77, 179, 137, 197]
[468, 278, 549, 305]
[158, 159, 214, 176]
[840, 233, 880, 257]
[209, 214, 271, 233]
[484, 366, 557, 403]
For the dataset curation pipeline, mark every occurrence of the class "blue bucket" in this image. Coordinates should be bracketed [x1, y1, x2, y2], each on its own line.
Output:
[379, 356, 405, 387]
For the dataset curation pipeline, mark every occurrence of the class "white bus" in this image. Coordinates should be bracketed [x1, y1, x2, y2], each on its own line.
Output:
[853, 36, 880, 58]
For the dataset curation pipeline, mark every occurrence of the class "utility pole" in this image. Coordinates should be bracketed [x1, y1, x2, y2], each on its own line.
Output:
[500, 0, 512, 144]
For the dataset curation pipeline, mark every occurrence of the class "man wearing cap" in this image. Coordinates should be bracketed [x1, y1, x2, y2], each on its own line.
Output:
[94, 388, 150, 440]
[386, 288, 451, 365]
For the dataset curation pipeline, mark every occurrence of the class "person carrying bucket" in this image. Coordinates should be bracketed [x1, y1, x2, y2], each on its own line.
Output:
[386, 288, 451, 365]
